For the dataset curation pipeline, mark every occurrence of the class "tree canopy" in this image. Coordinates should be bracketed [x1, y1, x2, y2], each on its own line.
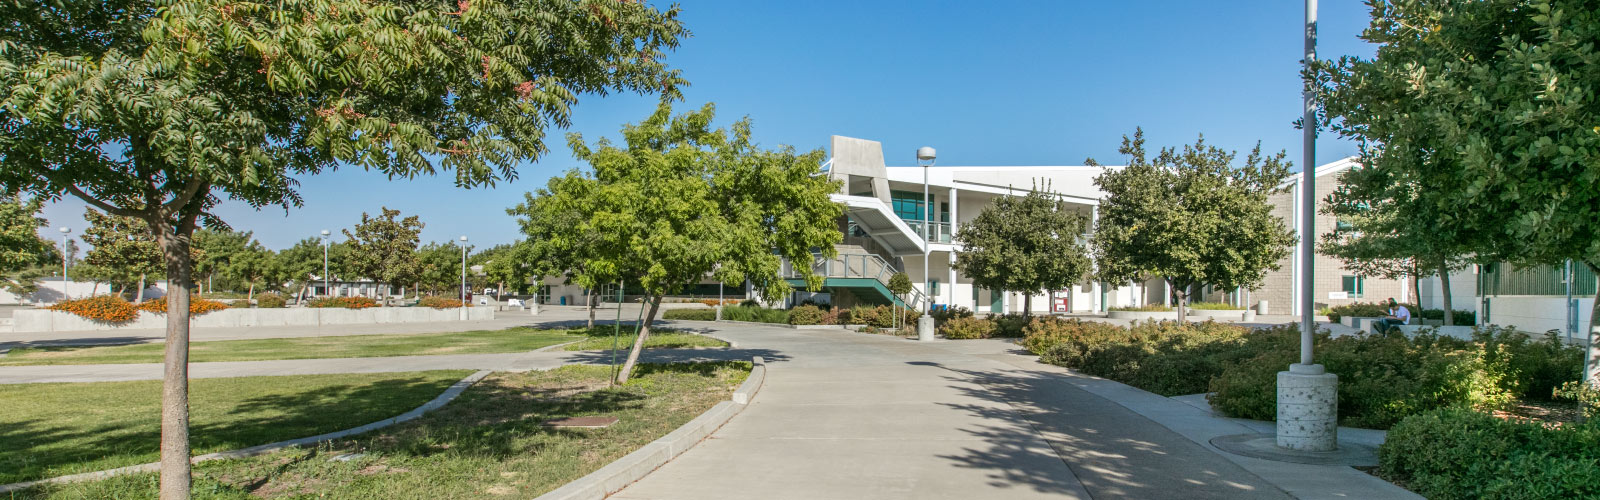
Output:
[954, 185, 1092, 318]
[341, 207, 423, 300]
[0, 1, 687, 494]
[1088, 129, 1295, 321]
[0, 193, 57, 295]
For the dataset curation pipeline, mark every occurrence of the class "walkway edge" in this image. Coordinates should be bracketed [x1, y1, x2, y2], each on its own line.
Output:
[0, 369, 493, 494]
[536, 356, 767, 500]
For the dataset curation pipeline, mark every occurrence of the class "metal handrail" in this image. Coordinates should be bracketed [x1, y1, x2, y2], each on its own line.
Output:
[783, 253, 927, 310]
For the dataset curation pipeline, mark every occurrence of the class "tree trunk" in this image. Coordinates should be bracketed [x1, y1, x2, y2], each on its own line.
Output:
[154, 225, 195, 500]
[1584, 262, 1600, 387]
[1439, 263, 1454, 326]
[136, 273, 147, 303]
[616, 295, 663, 384]
[246, 282, 255, 302]
[1174, 287, 1188, 325]
[296, 281, 308, 306]
[1023, 293, 1033, 320]
[587, 290, 597, 329]
[1412, 266, 1423, 312]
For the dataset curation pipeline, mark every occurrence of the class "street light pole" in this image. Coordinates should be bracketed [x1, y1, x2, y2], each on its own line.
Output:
[59, 227, 71, 300]
[320, 230, 331, 299]
[916, 146, 937, 341]
[459, 235, 469, 319]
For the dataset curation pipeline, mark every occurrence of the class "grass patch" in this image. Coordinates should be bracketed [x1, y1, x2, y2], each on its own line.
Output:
[15, 363, 749, 499]
[557, 325, 727, 351]
[0, 327, 580, 366]
[0, 371, 471, 485]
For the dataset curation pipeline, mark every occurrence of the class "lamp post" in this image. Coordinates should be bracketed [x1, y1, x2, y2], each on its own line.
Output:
[916, 146, 937, 341]
[320, 230, 331, 298]
[59, 227, 71, 300]
[1275, 0, 1338, 453]
[459, 235, 469, 319]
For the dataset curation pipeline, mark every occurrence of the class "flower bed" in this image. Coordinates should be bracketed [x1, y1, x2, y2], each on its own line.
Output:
[416, 296, 466, 309]
[136, 296, 231, 316]
[307, 296, 380, 309]
[45, 296, 139, 323]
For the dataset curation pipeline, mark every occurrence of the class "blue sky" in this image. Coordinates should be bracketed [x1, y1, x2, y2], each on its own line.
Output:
[39, 1, 1378, 250]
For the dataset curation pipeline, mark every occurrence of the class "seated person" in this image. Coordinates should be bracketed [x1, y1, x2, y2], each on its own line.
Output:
[1371, 298, 1411, 334]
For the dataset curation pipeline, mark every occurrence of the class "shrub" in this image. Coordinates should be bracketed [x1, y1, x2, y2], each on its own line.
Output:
[1324, 301, 1417, 323]
[930, 305, 974, 326]
[255, 293, 287, 308]
[940, 317, 997, 339]
[698, 299, 739, 307]
[1419, 308, 1477, 325]
[1380, 408, 1600, 500]
[788, 305, 827, 325]
[721, 305, 789, 324]
[831, 308, 853, 325]
[739, 298, 759, 307]
[416, 296, 466, 309]
[1109, 304, 1172, 312]
[662, 308, 716, 321]
[307, 296, 380, 309]
[849, 306, 881, 327]
[136, 296, 230, 316]
[1209, 328, 1510, 429]
[1476, 327, 1582, 400]
[1187, 302, 1243, 310]
[1032, 319, 1255, 396]
[798, 299, 832, 310]
[993, 313, 1032, 338]
[46, 296, 139, 323]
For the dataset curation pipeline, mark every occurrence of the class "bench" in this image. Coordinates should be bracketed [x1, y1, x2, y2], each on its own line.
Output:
[1341, 316, 1383, 330]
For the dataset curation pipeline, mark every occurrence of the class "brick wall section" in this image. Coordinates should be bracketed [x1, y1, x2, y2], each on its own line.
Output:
[1257, 166, 1411, 316]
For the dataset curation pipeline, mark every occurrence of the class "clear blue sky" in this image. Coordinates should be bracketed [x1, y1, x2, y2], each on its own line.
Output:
[39, 1, 1377, 250]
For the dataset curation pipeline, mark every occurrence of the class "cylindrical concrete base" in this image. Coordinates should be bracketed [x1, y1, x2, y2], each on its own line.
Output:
[1277, 363, 1338, 452]
[917, 316, 935, 341]
[529, 302, 540, 315]
[715, 305, 722, 322]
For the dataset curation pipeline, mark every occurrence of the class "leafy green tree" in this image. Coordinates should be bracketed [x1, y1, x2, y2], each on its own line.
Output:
[416, 241, 467, 297]
[193, 229, 252, 294]
[954, 186, 1092, 319]
[0, 193, 57, 296]
[528, 102, 842, 383]
[1311, 1, 1600, 362]
[0, 1, 685, 494]
[81, 209, 165, 300]
[342, 208, 423, 303]
[513, 171, 619, 328]
[471, 243, 526, 297]
[276, 237, 326, 302]
[887, 271, 912, 330]
[224, 241, 277, 300]
[1087, 129, 1295, 322]
[1319, 171, 1469, 324]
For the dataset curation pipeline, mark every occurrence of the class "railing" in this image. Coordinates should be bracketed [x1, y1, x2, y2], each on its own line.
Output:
[782, 253, 928, 310]
[902, 220, 952, 243]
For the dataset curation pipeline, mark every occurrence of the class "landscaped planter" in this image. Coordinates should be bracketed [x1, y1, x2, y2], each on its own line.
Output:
[1106, 310, 1180, 321]
[11, 306, 496, 333]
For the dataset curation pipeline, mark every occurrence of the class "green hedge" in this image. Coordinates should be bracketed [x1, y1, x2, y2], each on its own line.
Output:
[662, 309, 716, 321]
[1187, 302, 1243, 310]
[1023, 318, 1262, 396]
[939, 317, 996, 339]
[1381, 409, 1600, 499]
[788, 305, 827, 325]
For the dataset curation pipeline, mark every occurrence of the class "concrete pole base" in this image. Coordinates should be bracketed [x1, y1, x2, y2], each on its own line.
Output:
[529, 302, 540, 316]
[715, 305, 722, 322]
[917, 316, 936, 341]
[1276, 363, 1338, 452]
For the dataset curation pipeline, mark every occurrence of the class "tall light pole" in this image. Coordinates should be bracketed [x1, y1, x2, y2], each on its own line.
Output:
[916, 146, 937, 341]
[459, 235, 469, 318]
[1276, 0, 1338, 453]
[320, 230, 331, 298]
[59, 227, 71, 299]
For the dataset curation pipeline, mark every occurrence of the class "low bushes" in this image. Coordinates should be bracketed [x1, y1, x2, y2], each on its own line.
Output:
[662, 308, 716, 321]
[307, 296, 379, 309]
[255, 293, 287, 308]
[929, 305, 974, 326]
[46, 296, 139, 323]
[1326, 301, 1476, 325]
[720, 305, 789, 324]
[1476, 327, 1583, 400]
[1380, 409, 1600, 499]
[416, 296, 466, 309]
[939, 317, 997, 339]
[1419, 308, 1477, 325]
[136, 296, 231, 316]
[993, 313, 1032, 337]
[1187, 302, 1242, 310]
[787, 305, 827, 325]
[1026, 318, 1257, 396]
[1109, 304, 1172, 312]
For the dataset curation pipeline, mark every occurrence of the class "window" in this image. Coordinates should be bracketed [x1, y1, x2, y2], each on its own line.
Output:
[930, 279, 940, 296]
[891, 190, 936, 221]
[940, 202, 950, 223]
[972, 287, 979, 301]
[1341, 275, 1365, 298]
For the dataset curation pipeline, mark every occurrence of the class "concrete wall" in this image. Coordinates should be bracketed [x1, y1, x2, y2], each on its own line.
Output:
[12, 306, 496, 333]
[1482, 296, 1594, 338]
[1417, 268, 1479, 311]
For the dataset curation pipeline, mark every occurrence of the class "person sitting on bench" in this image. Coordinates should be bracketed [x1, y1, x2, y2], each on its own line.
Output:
[1371, 298, 1411, 334]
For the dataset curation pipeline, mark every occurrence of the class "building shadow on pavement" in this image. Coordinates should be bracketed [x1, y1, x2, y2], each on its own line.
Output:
[907, 361, 1291, 500]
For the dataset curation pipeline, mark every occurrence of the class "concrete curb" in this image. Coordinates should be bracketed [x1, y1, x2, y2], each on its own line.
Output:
[712, 319, 844, 330]
[0, 370, 493, 494]
[535, 356, 766, 500]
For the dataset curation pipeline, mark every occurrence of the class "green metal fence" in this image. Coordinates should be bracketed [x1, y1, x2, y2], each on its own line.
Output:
[1479, 262, 1598, 296]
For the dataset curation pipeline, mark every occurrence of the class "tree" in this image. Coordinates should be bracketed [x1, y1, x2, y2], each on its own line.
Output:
[416, 241, 467, 297]
[277, 238, 326, 303]
[193, 229, 252, 294]
[342, 208, 423, 302]
[953, 186, 1092, 319]
[513, 172, 618, 328]
[0, 2, 686, 495]
[1311, 1, 1600, 365]
[1319, 169, 1469, 325]
[81, 209, 165, 300]
[0, 193, 57, 296]
[224, 241, 276, 300]
[1088, 129, 1296, 322]
[526, 102, 841, 383]
[887, 271, 912, 330]
[472, 243, 527, 297]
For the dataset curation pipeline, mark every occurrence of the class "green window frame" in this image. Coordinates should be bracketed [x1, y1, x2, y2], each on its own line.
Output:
[1341, 275, 1365, 298]
[930, 279, 940, 297]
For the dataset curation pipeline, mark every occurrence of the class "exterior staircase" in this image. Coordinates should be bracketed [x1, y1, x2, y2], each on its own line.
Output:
[782, 253, 927, 310]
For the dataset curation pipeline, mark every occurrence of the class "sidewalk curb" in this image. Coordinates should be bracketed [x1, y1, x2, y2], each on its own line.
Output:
[535, 356, 766, 500]
[0, 370, 493, 494]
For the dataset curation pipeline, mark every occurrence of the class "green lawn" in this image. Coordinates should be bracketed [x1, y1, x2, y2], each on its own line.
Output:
[0, 371, 472, 485]
[0, 327, 581, 366]
[560, 326, 728, 351]
[16, 363, 749, 499]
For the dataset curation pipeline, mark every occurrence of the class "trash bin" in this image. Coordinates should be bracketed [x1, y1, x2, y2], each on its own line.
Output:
[560, 296, 567, 305]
